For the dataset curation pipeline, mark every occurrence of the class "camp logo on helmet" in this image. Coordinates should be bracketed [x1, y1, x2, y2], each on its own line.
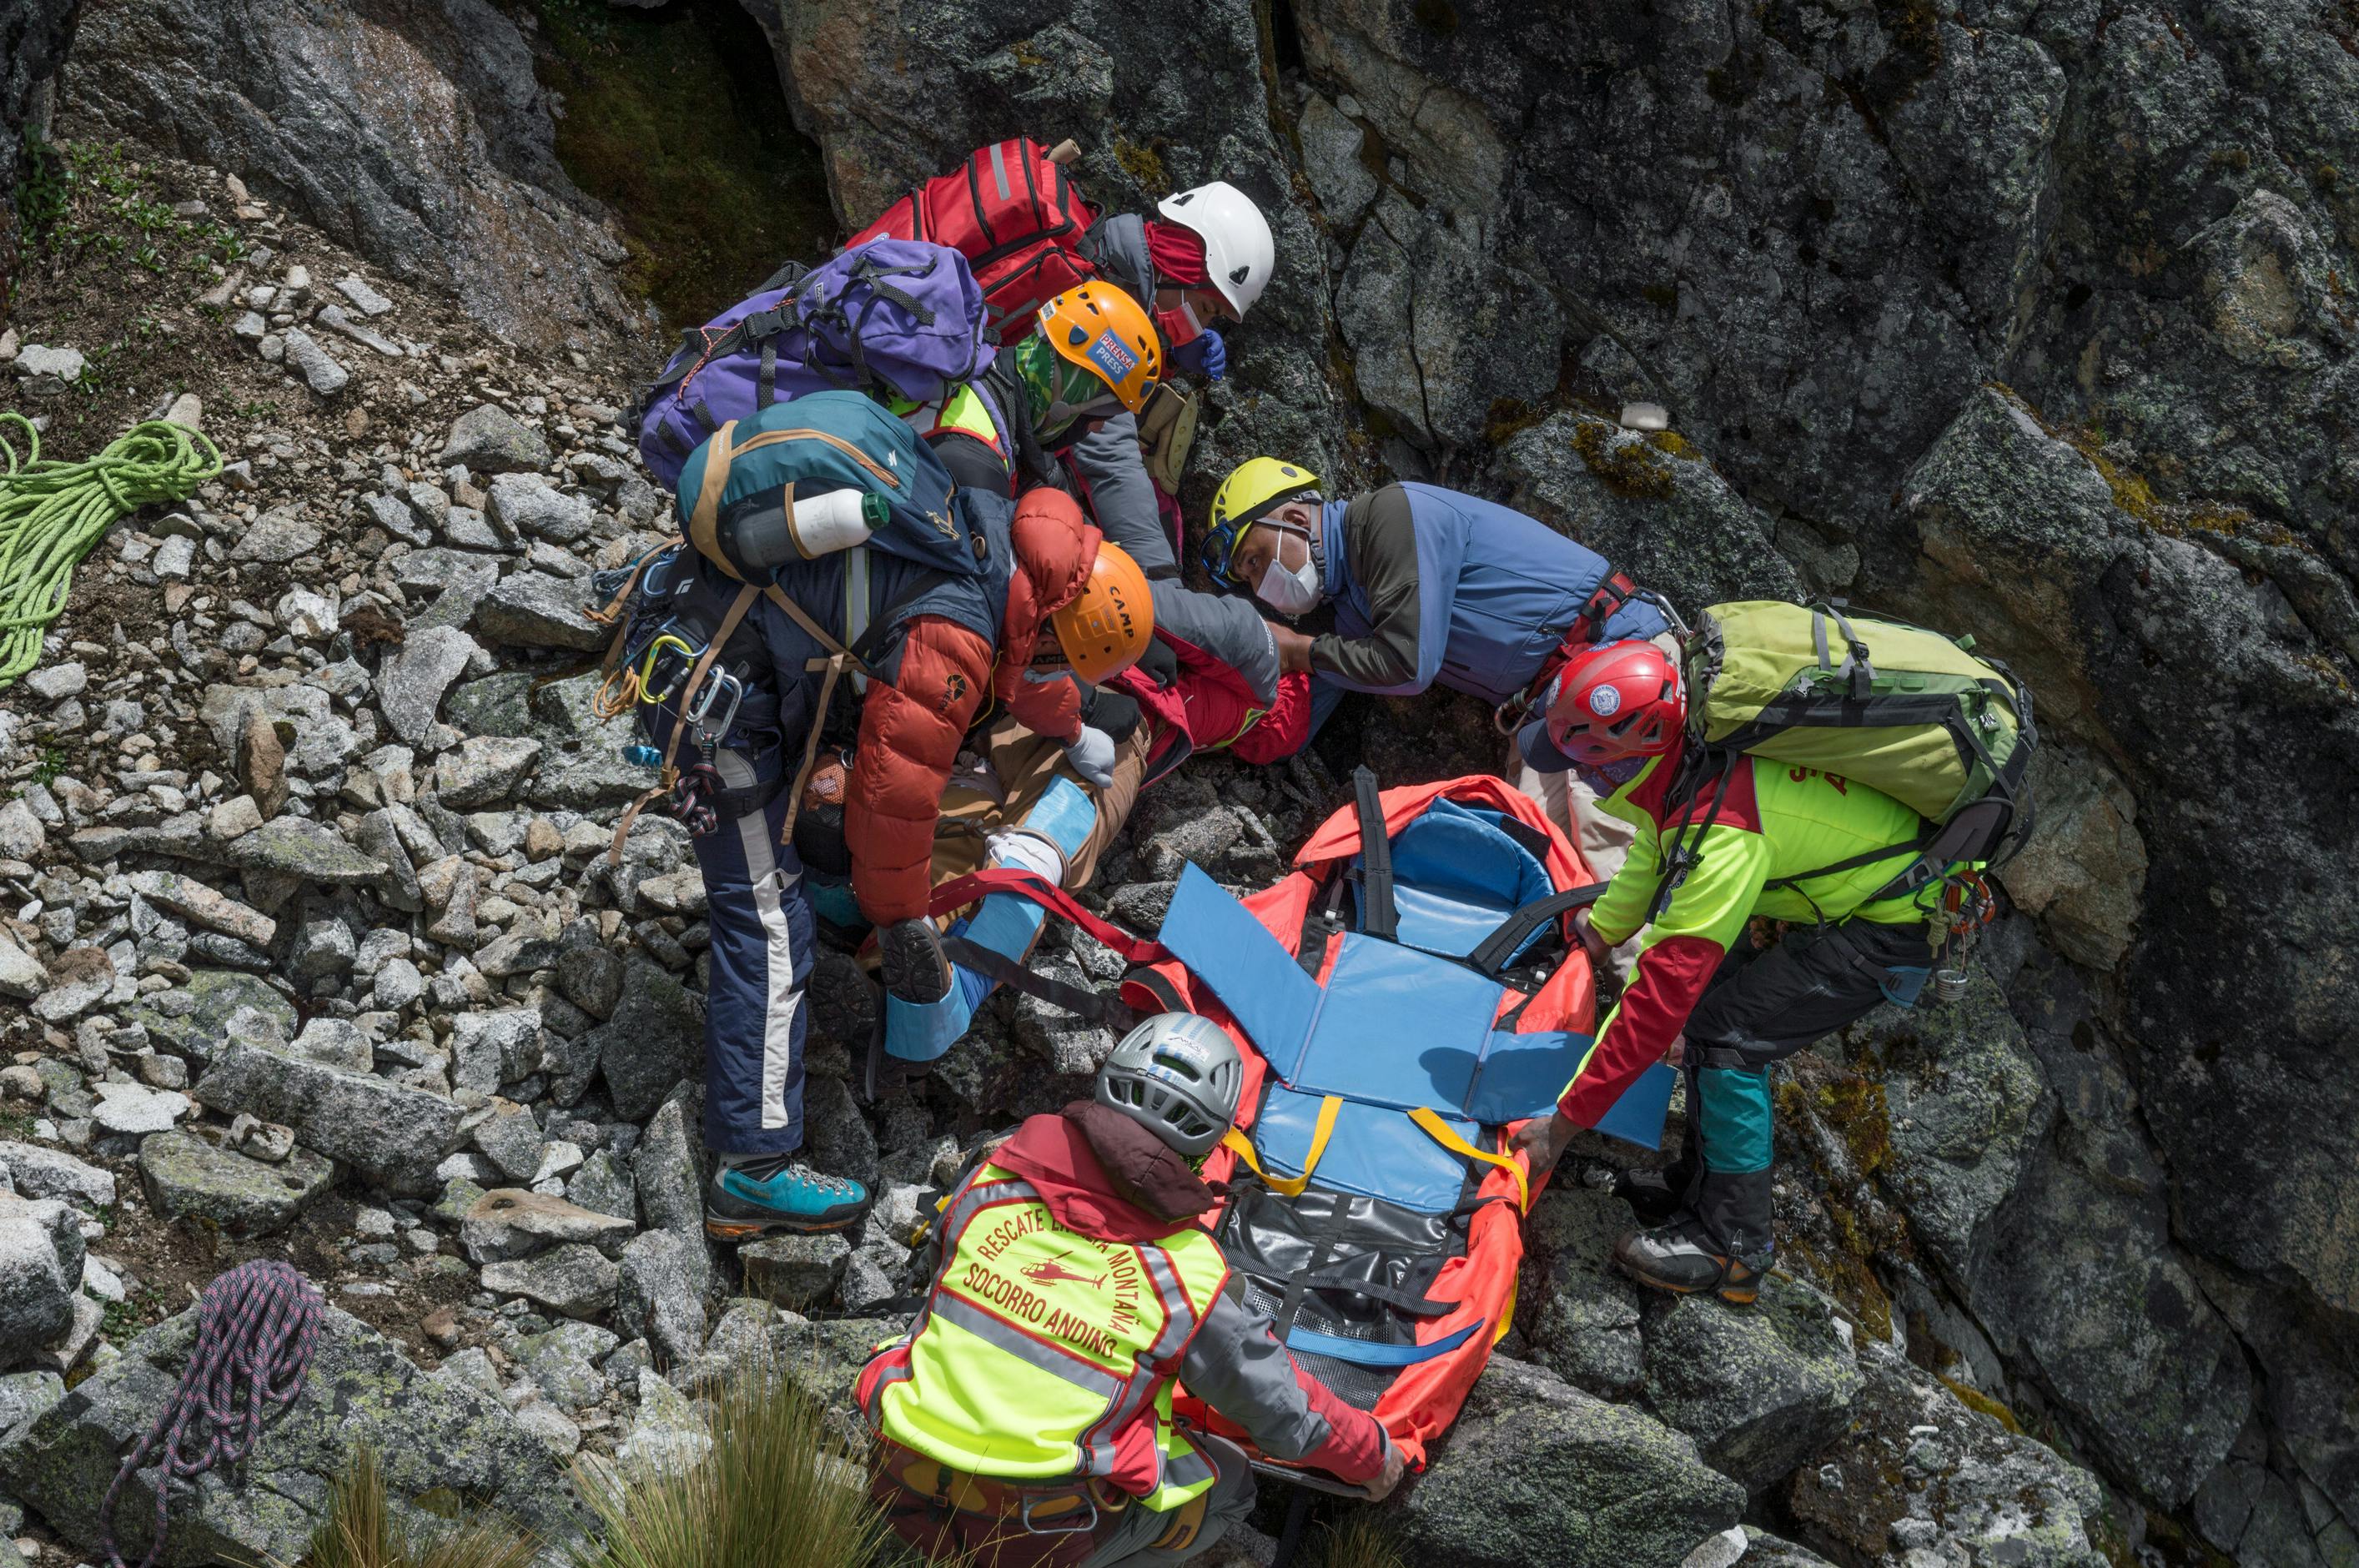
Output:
[1085, 333, 1138, 384]
[1587, 686, 1622, 717]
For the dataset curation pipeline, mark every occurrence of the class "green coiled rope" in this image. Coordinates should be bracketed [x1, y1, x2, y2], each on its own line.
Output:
[0, 410, 222, 690]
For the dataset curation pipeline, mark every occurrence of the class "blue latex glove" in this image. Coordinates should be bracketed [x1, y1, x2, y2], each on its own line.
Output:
[1170, 328, 1226, 381]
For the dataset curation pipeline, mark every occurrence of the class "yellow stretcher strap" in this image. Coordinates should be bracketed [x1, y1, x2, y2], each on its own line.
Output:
[1406, 1107, 1532, 1214]
[1220, 1096, 1342, 1199]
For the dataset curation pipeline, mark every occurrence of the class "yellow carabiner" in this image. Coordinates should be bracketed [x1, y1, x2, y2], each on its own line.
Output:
[636, 634, 697, 705]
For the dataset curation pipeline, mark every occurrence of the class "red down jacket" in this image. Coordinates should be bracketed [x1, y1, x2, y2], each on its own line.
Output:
[846, 489, 1096, 923]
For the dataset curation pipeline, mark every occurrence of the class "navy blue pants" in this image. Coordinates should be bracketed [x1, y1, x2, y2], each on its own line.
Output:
[692, 744, 812, 1158]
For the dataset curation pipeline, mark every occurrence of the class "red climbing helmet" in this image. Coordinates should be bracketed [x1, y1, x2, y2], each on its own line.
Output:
[1545, 640, 1686, 765]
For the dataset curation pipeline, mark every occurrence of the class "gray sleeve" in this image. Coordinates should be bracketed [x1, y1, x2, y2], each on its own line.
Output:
[1309, 485, 1421, 690]
[1147, 580, 1281, 705]
[1175, 1288, 1335, 1462]
[1067, 413, 1174, 576]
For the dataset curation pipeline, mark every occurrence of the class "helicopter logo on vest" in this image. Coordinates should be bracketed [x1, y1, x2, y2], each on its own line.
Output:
[1021, 1249, 1109, 1291]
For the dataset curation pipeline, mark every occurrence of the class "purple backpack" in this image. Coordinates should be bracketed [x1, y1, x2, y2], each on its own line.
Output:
[634, 239, 995, 491]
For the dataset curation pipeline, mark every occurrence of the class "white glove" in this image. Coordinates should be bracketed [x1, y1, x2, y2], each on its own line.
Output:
[1064, 726, 1117, 790]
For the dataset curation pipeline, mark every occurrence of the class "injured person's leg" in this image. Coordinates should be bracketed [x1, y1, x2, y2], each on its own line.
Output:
[878, 720, 1150, 1073]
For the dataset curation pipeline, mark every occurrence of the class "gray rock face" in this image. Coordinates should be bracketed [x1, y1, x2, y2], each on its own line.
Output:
[1524, 1184, 1645, 1400]
[433, 735, 543, 809]
[741, 1232, 850, 1312]
[0, 0, 78, 276]
[1396, 1354, 1745, 1567]
[0, 1305, 586, 1563]
[460, 1189, 634, 1264]
[1640, 1278, 1864, 1493]
[485, 475, 593, 545]
[480, 1243, 619, 1320]
[615, 1228, 707, 1364]
[0, 1196, 83, 1358]
[128, 970, 294, 1062]
[137, 1130, 334, 1236]
[1494, 410, 1803, 618]
[0, 1143, 113, 1210]
[1336, 192, 1562, 450]
[512, 1321, 617, 1410]
[194, 1042, 464, 1194]
[592, 958, 699, 1121]
[1788, 1339, 2109, 1568]
[59, 0, 632, 349]
[473, 570, 606, 651]
[439, 404, 552, 475]
[380, 625, 481, 746]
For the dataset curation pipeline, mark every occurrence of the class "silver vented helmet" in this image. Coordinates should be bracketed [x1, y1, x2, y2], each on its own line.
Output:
[1095, 1012, 1244, 1159]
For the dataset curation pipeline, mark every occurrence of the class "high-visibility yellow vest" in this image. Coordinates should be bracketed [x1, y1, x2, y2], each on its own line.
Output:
[891, 384, 1007, 473]
[861, 1162, 1231, 1511]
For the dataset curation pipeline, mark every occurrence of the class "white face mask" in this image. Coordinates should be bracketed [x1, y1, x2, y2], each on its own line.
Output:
[1254, 525, 1323, 616]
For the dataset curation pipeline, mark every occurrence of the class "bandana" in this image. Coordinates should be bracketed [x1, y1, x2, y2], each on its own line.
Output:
[1143, 220, 1210, 287]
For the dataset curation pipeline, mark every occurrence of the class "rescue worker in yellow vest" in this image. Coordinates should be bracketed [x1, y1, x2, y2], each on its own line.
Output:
[1508, 641, 1943, 1305]
[858, 1013, 1406, 1565]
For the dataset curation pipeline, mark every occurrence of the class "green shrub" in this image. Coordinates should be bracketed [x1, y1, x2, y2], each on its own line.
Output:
[574, 1353, 890, 1568]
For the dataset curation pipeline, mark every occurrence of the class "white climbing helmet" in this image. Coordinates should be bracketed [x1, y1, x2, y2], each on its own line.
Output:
[1158, 181, 1275, 319]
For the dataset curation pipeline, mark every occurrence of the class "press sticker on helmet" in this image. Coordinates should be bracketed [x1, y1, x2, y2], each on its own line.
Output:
[1085, 334, 1139, 385]
[1588, 686, 1622, 717]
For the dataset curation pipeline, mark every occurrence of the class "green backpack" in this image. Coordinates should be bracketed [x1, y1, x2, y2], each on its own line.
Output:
[1653, 601, 2038, 915]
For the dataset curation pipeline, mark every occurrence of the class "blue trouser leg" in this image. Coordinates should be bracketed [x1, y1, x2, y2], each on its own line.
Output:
[692, 750, 811, 1158]
[1308, 673, 1347, 739]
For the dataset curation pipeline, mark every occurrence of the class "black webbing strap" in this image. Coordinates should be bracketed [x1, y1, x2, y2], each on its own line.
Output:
[1465, 882, 1612, 977]
[1296, 878, 1347, 978]
[1643, 747, 1738, 927]
[939, 937, 1139, 1033]
[1351, 766, 1397, 942]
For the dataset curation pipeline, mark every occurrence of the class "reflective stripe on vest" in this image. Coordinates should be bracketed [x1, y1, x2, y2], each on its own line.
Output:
[872, 1163, 1229, 1510]
[893, 384, 1006, 461]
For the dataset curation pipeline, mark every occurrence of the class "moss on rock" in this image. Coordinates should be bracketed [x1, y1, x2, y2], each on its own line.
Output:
[529, 0, 836, 330]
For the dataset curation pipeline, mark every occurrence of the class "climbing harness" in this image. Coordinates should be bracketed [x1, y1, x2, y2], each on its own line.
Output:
[98, 1259, 323, 1568]
[0, 413, 221, 690]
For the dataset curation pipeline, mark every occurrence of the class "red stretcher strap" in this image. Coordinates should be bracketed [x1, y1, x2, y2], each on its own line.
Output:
[925, 869, 1169, 966]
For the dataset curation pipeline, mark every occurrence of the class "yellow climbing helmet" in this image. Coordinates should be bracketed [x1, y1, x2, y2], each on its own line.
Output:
[1202, 457, 1322, 587]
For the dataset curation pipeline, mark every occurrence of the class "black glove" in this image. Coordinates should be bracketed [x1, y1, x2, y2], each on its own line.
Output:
[1082, 686, 1144, 743]
[1132, 635, 1179, 690]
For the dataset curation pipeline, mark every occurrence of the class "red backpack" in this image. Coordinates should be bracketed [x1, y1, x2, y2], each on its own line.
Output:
[845, 139, 1101, 339]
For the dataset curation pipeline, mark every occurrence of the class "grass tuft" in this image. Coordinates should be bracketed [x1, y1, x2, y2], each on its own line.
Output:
[289, 1444, 541, 1568]
[1311, 1511, 1408, 1568]
[573, 1351, 889, 1568]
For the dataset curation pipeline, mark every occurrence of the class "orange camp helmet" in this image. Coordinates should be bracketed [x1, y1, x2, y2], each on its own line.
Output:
[1050, 541, 1154, 684]
[1039, 283, 1161, 415]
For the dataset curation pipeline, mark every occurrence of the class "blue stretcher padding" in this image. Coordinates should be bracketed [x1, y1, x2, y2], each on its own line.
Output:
[1290, 937, 1495, 1108]
[1254, 1088, 1478, 1214]
[1362, 799, 1553, 961]
[1592, 1061, 1677, 1151]
[1284, 1319, 1481, 1368]
[1160, 862, 1676, 1196]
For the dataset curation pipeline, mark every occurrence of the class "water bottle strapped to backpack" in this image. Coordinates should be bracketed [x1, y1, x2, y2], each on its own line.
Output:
[588, 391, 993, 862]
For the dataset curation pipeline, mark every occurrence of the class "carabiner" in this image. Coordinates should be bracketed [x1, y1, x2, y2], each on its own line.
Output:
[687, 668, 745, 744]
[636, 634, 699, 705]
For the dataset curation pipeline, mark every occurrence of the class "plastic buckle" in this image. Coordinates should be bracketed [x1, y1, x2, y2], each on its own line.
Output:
[1019, 1491, 1099, 1536]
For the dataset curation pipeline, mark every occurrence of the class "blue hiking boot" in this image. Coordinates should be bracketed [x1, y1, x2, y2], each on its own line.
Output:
[704, 1158, 871, 1239]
